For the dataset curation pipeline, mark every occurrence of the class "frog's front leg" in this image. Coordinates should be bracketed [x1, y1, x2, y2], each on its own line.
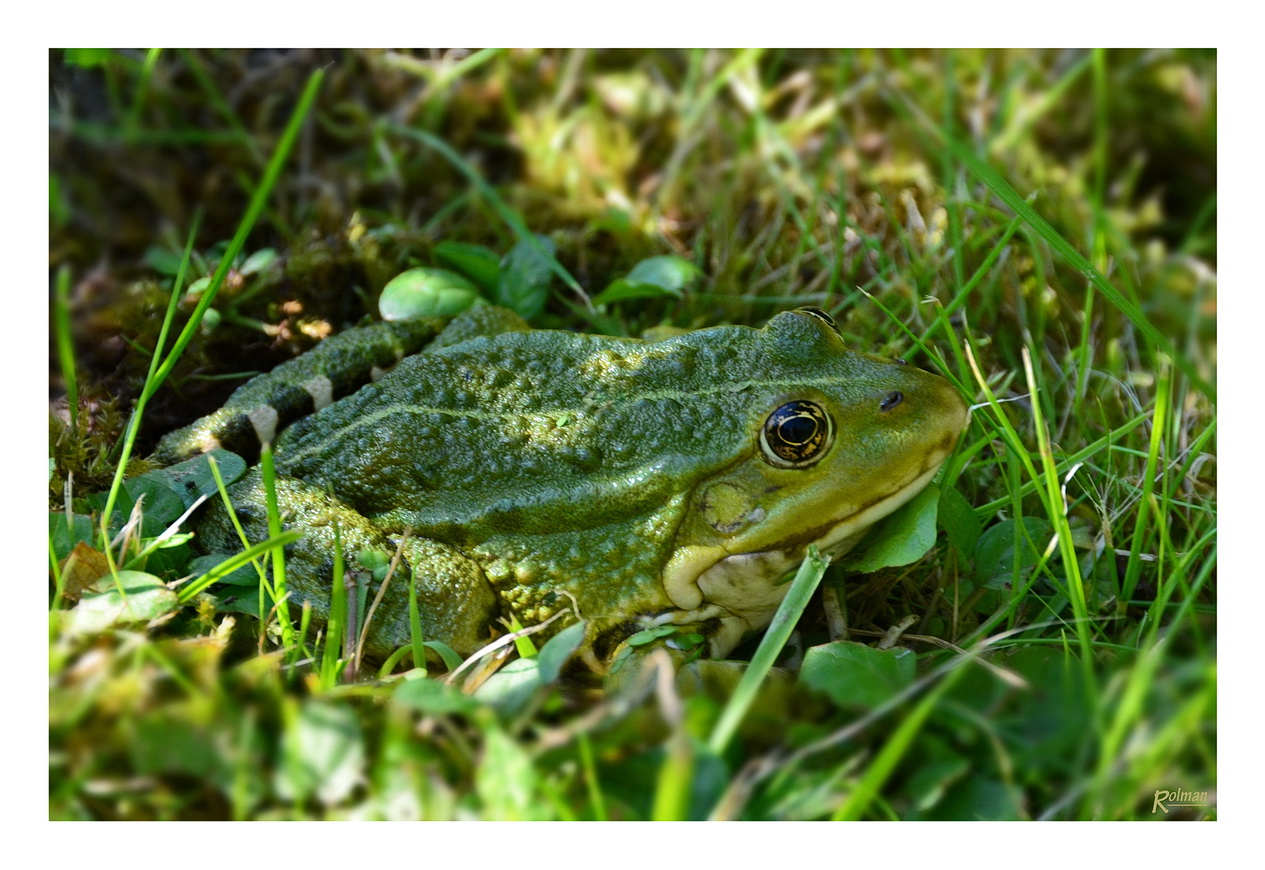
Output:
[196, 470, 499, 661]
[583, 605, 753, 676]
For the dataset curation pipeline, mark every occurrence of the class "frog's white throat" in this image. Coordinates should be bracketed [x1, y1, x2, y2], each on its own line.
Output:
[659, 462, 943, 656]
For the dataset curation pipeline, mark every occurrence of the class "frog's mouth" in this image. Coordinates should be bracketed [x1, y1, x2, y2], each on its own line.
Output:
[658, 456, 947, 657]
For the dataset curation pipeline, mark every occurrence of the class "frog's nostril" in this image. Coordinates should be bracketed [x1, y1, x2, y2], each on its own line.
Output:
[880, 391, 904, 412]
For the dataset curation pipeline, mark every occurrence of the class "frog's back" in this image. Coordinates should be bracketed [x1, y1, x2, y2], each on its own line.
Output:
[272, 326, 757, 536]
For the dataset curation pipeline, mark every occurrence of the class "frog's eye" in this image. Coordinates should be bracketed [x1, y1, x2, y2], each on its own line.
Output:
[760, 400, 834, 469]
[796, 307, 837, 330]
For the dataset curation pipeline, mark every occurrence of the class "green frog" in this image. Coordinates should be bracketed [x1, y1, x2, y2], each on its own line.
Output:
[158, 305, 968, 670]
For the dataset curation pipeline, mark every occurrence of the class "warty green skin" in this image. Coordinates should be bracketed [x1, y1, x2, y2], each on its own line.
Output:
[186, 307, 969, 669]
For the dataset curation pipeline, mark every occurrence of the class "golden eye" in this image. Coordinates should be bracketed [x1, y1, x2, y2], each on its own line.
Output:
[760, 400, 833, 468]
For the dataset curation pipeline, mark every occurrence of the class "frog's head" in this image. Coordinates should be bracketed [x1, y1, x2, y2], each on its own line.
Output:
[659, 307, 969, 655]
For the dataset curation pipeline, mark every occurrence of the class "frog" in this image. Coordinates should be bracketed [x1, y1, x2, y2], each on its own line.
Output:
[157, 305, 968, 671]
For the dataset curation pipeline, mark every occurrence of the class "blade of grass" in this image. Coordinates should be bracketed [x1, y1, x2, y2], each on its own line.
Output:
[408, 539, 427, 678]
[1120, 360, 1171, 605]
[123, 48, 162, 142]
[708, 546, 828, 755]
[991, 53, 1093, 153]
[52, 266, 79, 442]
[176, 530, 303, 603]
[659, 48, 764, 203]
[1086, 629, 1173, 819]
[93, 67, 321, 587]
[177, 49, 265, 166]
[1073, 47, 1108, 414]
[48, 538, 68, 619]
[972, 412, 1147, 517]
[577, 732, 608, 822]
[1021, 346, 1100, 699]
[830, 661, 962, 820]
[860, 213, 1022, 392]
[259, 443, 297, 650]
[941, 131, 1214, 403]
[319, 526, 348, 689]
[652, 729, 695, 821]
[939, 51, 966, 293]
[885, 83, 1214, 402]
[96, 214, 201, 571]
[146, 68, 324, 400]
[203, 453, 272, 627]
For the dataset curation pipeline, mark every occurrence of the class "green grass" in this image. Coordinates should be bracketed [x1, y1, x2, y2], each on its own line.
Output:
[48, 48, 1215, 821]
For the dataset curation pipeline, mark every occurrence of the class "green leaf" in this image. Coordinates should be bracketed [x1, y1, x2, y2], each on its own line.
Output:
[974, 517, 1054, 590]
[593, 254, 700, 306]
[239, 247, 279, 276]
[49, 512, 96, 561]
[921, 779, 1026, 821]
[186, 275, 212, 296]
[63, 48, 115, 68]
[624, 624, 678, 647]
[87, 472, 190, 538]
[144, 245, 186, 277]
[63, 570, 178, 634]
[938, 485, 981, 559]
[592, 279, 682, 306]
[799, 641, 917, 709]
[389, 125, 584, 298]
[434, 241, 501, 291]
[147, 449, 247, 509]
[379, 267, 483, 320]
[392, 677, 480, 715]
[625, 254, 701, 292]
[842, 484, 941, 572]
[536, 620, 586, 683]
[125, 476, 187, 532]
[128, 711, 224, 780]
[904, 755, 971, 813]
[356, 548, 391, 579]
[50, 173, 69, 230]
[274, 700, 365, 806]
[477, 726, 540, 819]
[423, 640, 464, 672]
[494, 235, 555, 319]
[474, 657, 543, 718]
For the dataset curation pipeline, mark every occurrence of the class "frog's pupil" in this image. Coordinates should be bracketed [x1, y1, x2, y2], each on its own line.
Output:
[779, 414, 817, 445]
